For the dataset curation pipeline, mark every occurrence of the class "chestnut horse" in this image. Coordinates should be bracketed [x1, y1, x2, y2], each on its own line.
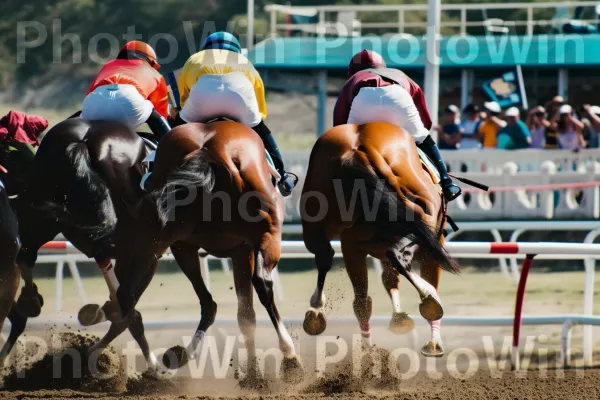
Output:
[301, 121, 460, 357]
[88, 121, 304, 380]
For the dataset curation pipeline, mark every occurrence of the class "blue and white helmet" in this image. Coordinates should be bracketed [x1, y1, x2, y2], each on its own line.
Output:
[201, 32, 242, 54]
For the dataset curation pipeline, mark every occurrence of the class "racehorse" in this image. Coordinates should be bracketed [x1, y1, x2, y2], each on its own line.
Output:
[88, 121, 304, 380]
[300, 121, 460, 357]
[9, 118, 153, 354]
[0, 173, 26, 366]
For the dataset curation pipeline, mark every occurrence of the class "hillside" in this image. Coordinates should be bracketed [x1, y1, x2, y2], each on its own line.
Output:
[0, 0, 579, 110]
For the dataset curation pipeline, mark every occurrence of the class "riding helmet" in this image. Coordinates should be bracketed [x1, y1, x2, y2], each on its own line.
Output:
[201, 32, 242, 54]
[347, 49, 386, 78]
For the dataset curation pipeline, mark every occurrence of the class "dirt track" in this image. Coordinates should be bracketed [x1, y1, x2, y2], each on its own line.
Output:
[0, 369, 597, 399]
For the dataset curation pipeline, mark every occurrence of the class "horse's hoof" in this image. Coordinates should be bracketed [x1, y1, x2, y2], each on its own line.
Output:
[101, 300, 123, 323]
[303, 308, 326, 336]
[78, 304, 106, 326]
[16, 292, 42, 318]
[421, 340, 444, 357]
[389, 312, 415, 335]
[282, 355, 304, 384]
[162, 345, 188, 370]
[419, 294, 443, 322]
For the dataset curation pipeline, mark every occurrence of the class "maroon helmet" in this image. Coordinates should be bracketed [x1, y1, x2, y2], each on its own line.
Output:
[347, 49, 386, 78]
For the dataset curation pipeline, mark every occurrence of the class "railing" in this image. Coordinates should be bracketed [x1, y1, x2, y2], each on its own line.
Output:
[14, 241, 600, 370]
[264, 1, 600, 37]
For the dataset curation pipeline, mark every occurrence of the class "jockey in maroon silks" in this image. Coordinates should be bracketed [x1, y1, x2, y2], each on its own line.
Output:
[333, 49, 461, 201]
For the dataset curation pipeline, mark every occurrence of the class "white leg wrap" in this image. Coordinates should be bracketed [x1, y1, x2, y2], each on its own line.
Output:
[186, 330, 206, 360]
[390, 288, 402, 313]
[278, 321, 296, 357]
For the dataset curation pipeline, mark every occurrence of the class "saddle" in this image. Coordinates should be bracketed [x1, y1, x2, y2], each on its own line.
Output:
[139, 117, 281, 191]
[416, 147, 440, 185]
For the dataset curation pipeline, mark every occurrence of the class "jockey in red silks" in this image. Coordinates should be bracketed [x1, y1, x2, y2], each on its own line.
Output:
[333, 49, 461, 201]
[80, 41, 171, 141]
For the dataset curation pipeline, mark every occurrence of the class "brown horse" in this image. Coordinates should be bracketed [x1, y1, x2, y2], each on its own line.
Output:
[88, 121, 304, 380]
[300, 121, 460, 357]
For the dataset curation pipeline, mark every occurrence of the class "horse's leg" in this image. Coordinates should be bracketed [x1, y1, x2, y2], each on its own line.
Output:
[303, 228, 334, 336]
[0, 303, 26, 366]
[341, 241, 372, 347]
[78, 257, 122, 326]
[416, 246, 445, 357]
[161, 242, 217, 369]
[231, 247, 258, 381]
[15, 213, 59, 317]
[252, 236, 303, 383]
[381, 261, 415, 335]
[386, 237, 443, 322]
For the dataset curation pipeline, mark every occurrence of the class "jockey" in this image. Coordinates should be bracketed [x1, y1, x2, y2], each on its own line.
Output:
[333, 49, 462, 201]
[81, 41, 171, 141]
[174, 31, 296, 197]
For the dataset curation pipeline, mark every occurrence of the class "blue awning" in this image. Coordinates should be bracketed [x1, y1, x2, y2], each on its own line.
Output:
[248, 34, 600, 69]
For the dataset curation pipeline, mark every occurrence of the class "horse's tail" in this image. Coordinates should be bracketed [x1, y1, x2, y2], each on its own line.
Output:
[152, 150, 216, 227]
[36, 141, 115, 240]
[338, 152, 459, 274]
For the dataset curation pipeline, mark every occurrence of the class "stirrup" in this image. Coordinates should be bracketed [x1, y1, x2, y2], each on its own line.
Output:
[442, 182, 462, 201]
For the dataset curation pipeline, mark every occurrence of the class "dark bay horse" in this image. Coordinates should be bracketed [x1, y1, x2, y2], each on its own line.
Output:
[4, 118, 152, 358]
[89, 121, 303, 380]
[0, 175, 25, 366]
[300, 121, 460, 357]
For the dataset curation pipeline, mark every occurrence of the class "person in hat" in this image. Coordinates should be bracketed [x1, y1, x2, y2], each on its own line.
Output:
[333, 49, 462, 201]
[478, 101, 507, 148]
[437, 104, 462, 150]
[556, 104, 585, 151]
[497, 107, 531, 150]
[459, 104, 482, 149]
[525, 106, 550, 149]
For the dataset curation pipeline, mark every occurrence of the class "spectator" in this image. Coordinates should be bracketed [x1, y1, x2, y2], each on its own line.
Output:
[436, 104, 462, 150]
[478, 101, 506, 148]
[525, 106, 550, 149]
[497, 107, 532, 150]
[581, 104, 600, 148]
[459, 104, 482, 149]
[556, 104, 586, 151]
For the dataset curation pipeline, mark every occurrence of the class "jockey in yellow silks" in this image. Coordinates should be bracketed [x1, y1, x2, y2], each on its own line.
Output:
[174, 32, 296, 196]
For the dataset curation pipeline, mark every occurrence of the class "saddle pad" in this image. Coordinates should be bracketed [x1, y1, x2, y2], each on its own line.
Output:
[416, 147, 440, 184]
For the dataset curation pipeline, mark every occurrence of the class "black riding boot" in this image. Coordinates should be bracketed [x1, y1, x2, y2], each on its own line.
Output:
[417, 135, 462, 201]
[146, 109, 172, 140]
[252, 121, 297, 197]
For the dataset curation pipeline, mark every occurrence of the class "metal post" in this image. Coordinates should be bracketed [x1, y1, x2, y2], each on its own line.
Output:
[270, 10, 277, 38]
[460, 69, 473, 109]
[558, 68, 568, 100]
[512, 254, 536, 371]
[247, 0, 254, 50]
[425, 0, 441, 130]
[317, 70, 328, 136]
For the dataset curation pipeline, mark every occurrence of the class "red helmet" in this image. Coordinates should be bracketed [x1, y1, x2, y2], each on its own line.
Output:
[347, 49, 386, 78]
[120, 41, 160, 70]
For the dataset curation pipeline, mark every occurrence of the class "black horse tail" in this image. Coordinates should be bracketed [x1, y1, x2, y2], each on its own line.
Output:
[338, 152, 459, 274]
[36, 141, 115, 240]
[152, 150, 216, 227]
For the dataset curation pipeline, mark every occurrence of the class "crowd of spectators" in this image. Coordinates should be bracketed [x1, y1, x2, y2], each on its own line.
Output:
[436, 96, 600, 151]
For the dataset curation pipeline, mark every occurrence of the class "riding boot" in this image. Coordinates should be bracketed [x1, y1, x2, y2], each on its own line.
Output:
[252, 121, 297, 197]
[417, 135, 462, 201]
[146, 109, 172, 141]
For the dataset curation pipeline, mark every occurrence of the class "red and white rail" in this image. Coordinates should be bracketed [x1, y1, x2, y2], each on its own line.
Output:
[35, 240, 600, 369]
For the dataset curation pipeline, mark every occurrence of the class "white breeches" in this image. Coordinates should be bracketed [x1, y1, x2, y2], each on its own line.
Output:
[347, 84, 430, 144]
[179, 72, 262, 127]
[81, 84, 153, 128]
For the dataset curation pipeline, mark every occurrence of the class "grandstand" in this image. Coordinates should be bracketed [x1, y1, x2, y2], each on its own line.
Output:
[246, 1, 600, 135]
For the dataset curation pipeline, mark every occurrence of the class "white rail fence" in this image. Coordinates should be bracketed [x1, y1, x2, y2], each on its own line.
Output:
[15, 241, 600, 369]
[265, 1, 600, 37]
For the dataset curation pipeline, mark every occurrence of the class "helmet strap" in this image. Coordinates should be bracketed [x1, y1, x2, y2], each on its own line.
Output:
[117, 49, 156, 67]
